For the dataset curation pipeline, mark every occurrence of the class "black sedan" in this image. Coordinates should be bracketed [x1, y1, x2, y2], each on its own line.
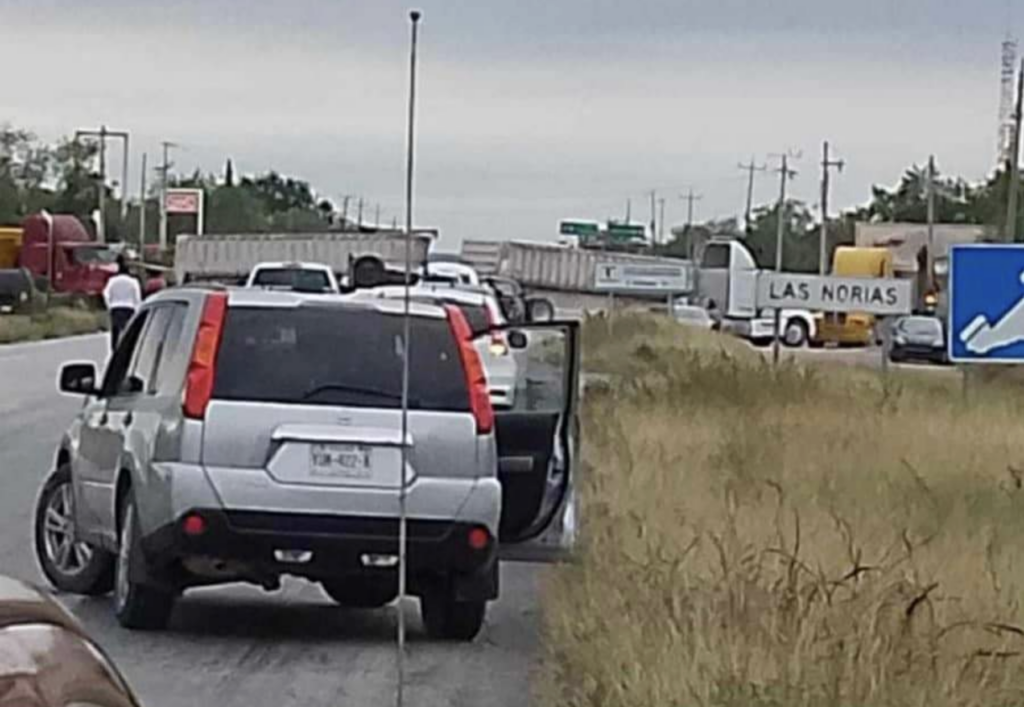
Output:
[889, 315, 948, 365]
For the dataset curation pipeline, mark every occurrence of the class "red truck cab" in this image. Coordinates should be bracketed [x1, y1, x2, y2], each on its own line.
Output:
[18, 214, 117, 296]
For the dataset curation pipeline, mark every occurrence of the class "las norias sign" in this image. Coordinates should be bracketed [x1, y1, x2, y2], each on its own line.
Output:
[757, 273, 912, 315]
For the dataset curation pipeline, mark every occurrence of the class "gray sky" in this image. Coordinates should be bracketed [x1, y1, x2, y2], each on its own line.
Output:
[2, 0, 1022, 246]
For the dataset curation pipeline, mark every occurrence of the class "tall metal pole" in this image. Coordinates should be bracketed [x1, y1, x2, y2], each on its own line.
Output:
[97, 126, 107, 243]
[139, 153, 147, 249]
[121, 134, 130, 224]
[819, 141, 844, 276]
[1007, 58, 1024, 242]
[398, 10, 421, 707]
[926, 156, 937, 291]
[358, 197, 364, 227]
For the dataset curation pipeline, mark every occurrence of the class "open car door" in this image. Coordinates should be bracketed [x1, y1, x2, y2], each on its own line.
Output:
[477, 321, 580, 562]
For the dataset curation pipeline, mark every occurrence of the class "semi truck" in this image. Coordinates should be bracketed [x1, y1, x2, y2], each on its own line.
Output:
[811, 246, 894, 347]
[174, 231, 435, 286]
[696, 237, 816, 347]
[0, 215, 117, 296]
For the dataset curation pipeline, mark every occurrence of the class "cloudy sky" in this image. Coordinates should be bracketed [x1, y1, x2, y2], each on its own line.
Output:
[2, 0, 1021, 246]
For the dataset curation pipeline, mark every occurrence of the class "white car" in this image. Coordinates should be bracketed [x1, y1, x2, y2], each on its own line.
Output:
[246, 262, 341, 293]
[355, 284, 521, 409]
[425, 262, 480, 287]
[673, 304, 715, 330]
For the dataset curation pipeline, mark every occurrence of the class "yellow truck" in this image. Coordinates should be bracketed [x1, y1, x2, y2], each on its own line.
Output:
[0, 227, 22, 269]
[812, 247, 895, 346]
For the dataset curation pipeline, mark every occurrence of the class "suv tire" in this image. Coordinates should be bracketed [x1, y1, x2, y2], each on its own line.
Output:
[34, 464, 115, 596]
[420, 587, 486, 642]
[322, 578, 397, 608]
[114, 496, 175, 630]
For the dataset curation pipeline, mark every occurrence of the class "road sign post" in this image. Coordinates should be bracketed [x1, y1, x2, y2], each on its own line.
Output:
[948, 245, 1024, 364]
[758, 272, 912, 370]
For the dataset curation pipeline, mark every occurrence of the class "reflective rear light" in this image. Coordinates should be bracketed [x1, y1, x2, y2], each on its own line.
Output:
[446, 305, 495, 435]
[484, 303, 509, 356]
[181, 513, 207, 537]
[467, 526, 491, 551]
[183, 292, 228, 419]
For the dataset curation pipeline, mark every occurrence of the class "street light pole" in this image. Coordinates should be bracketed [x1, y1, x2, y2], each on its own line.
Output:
[398, 10, 422, 707]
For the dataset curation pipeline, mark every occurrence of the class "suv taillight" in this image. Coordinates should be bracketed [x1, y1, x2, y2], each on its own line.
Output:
[446, 305, 495, 435]
[484, 304, 509, 357]
[183, 292, 227, 419]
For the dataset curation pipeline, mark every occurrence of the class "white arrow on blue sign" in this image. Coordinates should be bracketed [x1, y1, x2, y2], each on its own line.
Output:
[949, 244, 1024, 363]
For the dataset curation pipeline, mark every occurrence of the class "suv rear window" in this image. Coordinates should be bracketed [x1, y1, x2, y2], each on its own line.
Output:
[212, 306, 470, 411]
[252, 268, 332, 293]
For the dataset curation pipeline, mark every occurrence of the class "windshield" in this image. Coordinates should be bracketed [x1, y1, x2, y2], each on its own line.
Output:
[69, 246, 117, 265]
[251, 267, 333, 292]
[897, 317, 942, 337]
[212, 306, 469, 411]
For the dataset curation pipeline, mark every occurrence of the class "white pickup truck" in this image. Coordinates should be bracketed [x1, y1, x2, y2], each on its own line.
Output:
[698, 238, 816, 347]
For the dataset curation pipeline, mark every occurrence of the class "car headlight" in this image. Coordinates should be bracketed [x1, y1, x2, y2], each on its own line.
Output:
[19, 291, 28, 302]
[894, 337, 906, 346]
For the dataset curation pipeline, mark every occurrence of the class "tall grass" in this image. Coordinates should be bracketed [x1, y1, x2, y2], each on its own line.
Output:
[540, 314, 1024, 707]
[0, 307, 106, 344]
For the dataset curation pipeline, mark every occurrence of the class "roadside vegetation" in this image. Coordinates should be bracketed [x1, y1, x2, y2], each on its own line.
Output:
[540, 313, 1024, 707]
[0, 306, 106, 344]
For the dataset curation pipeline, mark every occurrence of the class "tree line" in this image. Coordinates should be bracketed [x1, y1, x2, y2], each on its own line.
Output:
[0, 125, 340, 243]
[661, 163, 1024, 272]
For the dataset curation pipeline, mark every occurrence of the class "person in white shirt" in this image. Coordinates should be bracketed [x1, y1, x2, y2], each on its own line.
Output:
[103, 257, 142, 350]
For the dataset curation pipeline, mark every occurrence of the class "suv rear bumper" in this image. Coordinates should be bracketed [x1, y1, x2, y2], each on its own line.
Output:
[142, 509, 497, 583]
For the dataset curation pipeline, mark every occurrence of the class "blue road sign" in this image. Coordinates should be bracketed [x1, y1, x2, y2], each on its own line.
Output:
[949, 244, 1024, 363]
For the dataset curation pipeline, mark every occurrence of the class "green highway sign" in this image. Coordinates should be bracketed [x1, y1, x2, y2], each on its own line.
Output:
[606, 222, 646, 240]
[559, 220, 601, 236]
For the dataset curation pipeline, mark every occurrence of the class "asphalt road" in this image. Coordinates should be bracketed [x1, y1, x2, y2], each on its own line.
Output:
[0, 334, 543, 707]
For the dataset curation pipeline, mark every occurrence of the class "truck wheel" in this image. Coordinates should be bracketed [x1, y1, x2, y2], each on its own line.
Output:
[322, 578, 397, 609]
[35, 464, 115, 596]
[783, 320, 809, 347]
[421, 587, 486, 642]
[114, 496, 175, 630]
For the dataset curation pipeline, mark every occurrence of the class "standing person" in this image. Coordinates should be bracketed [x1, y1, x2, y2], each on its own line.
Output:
[103, 256, 141, 350]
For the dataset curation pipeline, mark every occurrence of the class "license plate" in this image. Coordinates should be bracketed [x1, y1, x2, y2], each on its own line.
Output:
[309, 443, 373, 480]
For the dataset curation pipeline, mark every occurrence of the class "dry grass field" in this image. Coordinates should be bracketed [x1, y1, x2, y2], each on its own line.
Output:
[0, 307, 106, 344]
[539, 313, 1024, 707]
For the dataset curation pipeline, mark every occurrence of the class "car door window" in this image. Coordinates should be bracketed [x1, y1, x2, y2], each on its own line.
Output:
[149, 303, 188, 392]
[128, 304, 187, 394]
[100, 312, 150, 398]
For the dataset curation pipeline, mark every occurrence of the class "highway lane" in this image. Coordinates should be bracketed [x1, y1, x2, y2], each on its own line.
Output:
[0, 334, 543, 707]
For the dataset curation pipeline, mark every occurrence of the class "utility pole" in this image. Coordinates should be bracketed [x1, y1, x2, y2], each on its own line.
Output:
[658, 198, 666, 245]
[341, 196, 352, 228]
[819, 141, 845, 275]
[625, 198, 632, 222]
[772, 152, 799, 365]
[376, 203, 381, 227]
[680, 188, 703, 260]
[139, 153, 147, 249]
[75, 126, 129, 244]
[926, 156, 937, 291]
[158, 141, 177, 252]
[649, 190, 657, 246]
[1007, 58, 1024, 242]
[357, 198, 364, 227]
[738, 157, 767, 234]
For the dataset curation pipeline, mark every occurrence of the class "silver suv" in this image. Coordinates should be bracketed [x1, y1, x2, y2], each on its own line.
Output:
[34, 287, 578, 641]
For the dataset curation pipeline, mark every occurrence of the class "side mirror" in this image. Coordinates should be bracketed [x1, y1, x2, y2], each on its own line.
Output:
[526, 298, 555, 323]
[59, 363, 99, 396]
[507, 330, 529, 350]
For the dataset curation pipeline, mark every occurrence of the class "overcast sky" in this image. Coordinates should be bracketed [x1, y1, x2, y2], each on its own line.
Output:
[2, 0, 1022, 246]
